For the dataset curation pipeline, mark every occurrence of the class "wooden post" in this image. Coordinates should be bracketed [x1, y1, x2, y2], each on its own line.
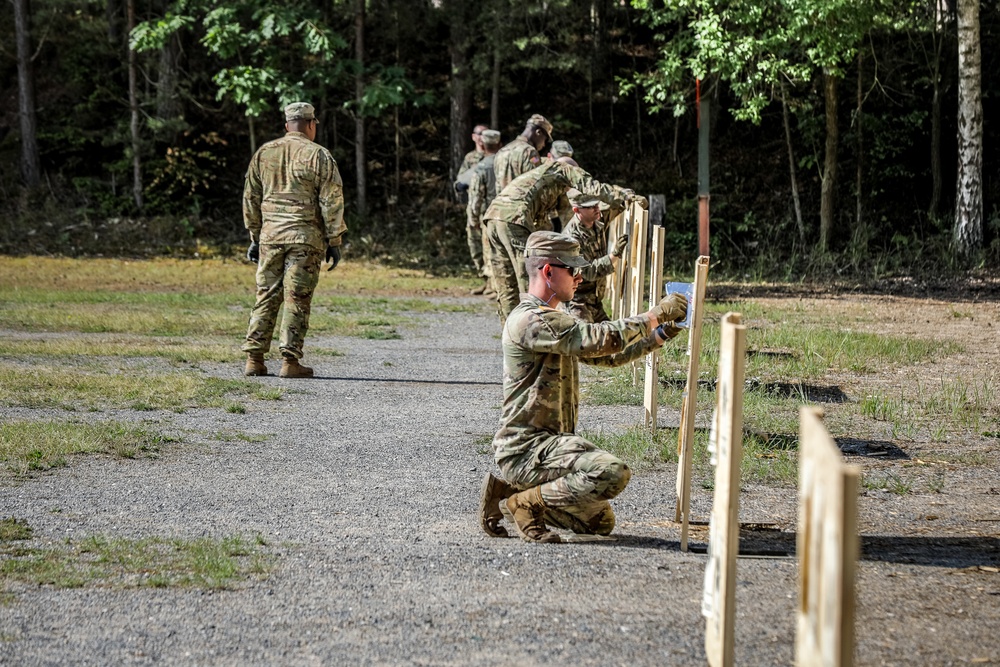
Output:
[675, 255, 710, 551]
[698, 96, 711, 257]
[610, 206, 632, 320]
[628, 203, 648, 385]
[702, 312, 746, 667]
[643, 226, 666, 428]
[797, 407, 860, 667]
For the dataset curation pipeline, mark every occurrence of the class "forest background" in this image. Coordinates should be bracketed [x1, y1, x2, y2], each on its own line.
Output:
[2, 0, 998, 281]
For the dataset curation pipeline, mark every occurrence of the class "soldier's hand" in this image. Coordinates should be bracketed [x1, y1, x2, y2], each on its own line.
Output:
[631, 194, 649, 210]
[655, 323, 684, 343]
[325, 245, 342, 271]
[652, 292, 688, 325]
[246, 242, 260, 263]
[611, 234, 629, 258]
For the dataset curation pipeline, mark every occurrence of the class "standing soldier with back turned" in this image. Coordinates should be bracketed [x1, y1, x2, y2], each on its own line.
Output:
[467, 129, 502, 295]
[493, 114, 552, 191]
[242, 102, 346, 378]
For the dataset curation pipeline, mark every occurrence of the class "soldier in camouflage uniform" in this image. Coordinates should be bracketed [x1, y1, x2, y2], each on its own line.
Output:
[560, 189, 629, 323]
[477, 231, 688, 543]
[484, 157, 647, 323]
[493, 114, 552, 191]
[466, 129, 501, 295]
[242, 102, 346, 379]
[453, 124, 488, 204]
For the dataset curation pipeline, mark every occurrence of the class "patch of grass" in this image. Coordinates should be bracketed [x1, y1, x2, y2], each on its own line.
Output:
[0, 336, 239, 364]
[0, 534, 273, 590]
[359, 327, 402, 340]
[0, 421, 172, 474]
[211, 431, 272, 444]
[0, 518, 33, 542]
[225, 403, 247, 414]
[0, 366, 280, 411]
[741, 433, 798, 486]
[583, 367, 644, 406]
[471, 434, 493, 456]
[252, 387, 284, 401]
[584, 426, 681, 471]
[862, 471, 912, 495]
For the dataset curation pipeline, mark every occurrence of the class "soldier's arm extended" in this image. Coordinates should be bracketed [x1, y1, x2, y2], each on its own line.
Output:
[513, 307, 656, 363]
[562, 164, 631, 211]
[242, 156, 264, 242]
[317, 150, 346, 246]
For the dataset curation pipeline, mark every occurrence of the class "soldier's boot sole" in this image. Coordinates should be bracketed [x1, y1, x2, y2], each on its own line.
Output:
[479, 473, 513, 538]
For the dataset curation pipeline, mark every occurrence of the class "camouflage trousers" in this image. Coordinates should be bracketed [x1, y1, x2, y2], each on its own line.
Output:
[497, 434, 631, 535]
[467, 222, 485, 278]
[481, 220, 495, 287]
[559, 295, 610, 324]
[486, 217, 531, 322]
[241, 243, 322, 360]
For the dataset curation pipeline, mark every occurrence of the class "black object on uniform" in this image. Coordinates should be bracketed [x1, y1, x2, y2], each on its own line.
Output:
[246, 242, 260, 263]
[326, 245, 341, 271]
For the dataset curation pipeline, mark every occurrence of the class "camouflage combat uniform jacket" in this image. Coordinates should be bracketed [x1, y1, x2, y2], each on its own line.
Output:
[493, 294, 659, 463]
[467, 154, 498, 228]
[493, 136, 541, 191]
[562, 216, 614, 310]
[458, 148, 484, 177]
[243, 131, 346, 251]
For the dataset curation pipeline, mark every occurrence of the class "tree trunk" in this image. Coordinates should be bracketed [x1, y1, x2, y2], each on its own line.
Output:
[446, 0, 472, 182]
[156, 33, 182, 122]
[781, 83, 804, 243]
[929, 12, 946, 219]
[819, 69, 838, 252]
[954, 0, 983, 254]
[855, 50, 863, 234]
[354, 0, 367, 222]
[106, 0, 122, 45]
[126, 0, 143, 209]
[491, 45, 500, 131]
[13, 0, 41, 188]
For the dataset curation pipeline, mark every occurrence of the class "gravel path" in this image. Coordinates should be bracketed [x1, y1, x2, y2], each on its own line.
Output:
[1, 299, 998, 666]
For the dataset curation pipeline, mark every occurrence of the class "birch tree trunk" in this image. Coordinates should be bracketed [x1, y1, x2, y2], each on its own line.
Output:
[13, 0, 41, 188]
[954, 0, 982, 255]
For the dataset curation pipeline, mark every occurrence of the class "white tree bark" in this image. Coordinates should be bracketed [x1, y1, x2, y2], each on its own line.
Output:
[954, 0, 983, 254]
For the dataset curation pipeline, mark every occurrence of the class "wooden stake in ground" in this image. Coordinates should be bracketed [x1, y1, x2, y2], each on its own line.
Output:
[675, 255, 710, 551]
[797, 407, 860, 667]
[643, 226, 666, 428]
[701, 312, 746, 667]
[627, 203, 648, 385]
[609, 206, 632, 320]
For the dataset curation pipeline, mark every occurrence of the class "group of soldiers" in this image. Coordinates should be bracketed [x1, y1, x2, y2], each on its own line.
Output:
[454, 113, 647, 325]
[240, 103, 689, 545]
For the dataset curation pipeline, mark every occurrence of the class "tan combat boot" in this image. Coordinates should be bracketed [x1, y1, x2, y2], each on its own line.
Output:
[244, 352, 267, 377]
[279, 357, 314, 378]
[479, 472, 514, 538]
[500, 486, 561, 543]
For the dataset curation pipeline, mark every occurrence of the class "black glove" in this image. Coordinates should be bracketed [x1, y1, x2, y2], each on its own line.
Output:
[326, 245, 341, 271]
[246, 242, 259, 263]
[454, 181, 469, 194]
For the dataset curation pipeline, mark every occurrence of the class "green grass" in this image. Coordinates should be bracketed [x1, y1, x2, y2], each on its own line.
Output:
[0, 518, 33, 542]
[0, 534, 273, 590]
[0, 366, 283, 411]
[0, 420, 173, 474]
[862, 471, 913, 495]
[583, 426, 680, 471]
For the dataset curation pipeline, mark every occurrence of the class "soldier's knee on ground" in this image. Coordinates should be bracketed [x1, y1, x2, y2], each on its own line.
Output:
[602, 458, 631, 500]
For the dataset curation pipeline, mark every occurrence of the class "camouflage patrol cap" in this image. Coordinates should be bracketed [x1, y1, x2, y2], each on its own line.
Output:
[527, 114, 553, 140]
[284, 102, 316, 121]
[524, 231, 590, 268]
[481, 129, 501, 146]
[566, 188, 601, 208]
[550, 140, 574, 158]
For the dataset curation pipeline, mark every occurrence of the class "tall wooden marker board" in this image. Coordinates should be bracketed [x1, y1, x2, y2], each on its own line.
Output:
[797, 407, 860, 667]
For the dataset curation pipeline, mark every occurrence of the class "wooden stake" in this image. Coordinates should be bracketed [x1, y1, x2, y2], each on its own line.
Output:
[628, 203, 648, 385]
[702, 312, 746, 667]
[675, 255, 710, 550]
[643, 226, 666, 428]
[796, 407, 860, 667]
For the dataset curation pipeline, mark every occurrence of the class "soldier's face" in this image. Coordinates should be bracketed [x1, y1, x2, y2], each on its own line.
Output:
[545, 263, 582, 302]
[574, 205, 601, 228]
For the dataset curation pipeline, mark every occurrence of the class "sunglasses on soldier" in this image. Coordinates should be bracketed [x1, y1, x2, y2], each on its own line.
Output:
[548, 263, 582, 277]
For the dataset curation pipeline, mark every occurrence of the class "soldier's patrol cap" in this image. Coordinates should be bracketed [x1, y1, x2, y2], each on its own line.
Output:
[527, 114, 553, 140]
[550, 140, 574, 158]
[567, 188, 601, 208]
[284, 102, 316, 121]
[481, 129, 501, 146]
[524, 231, 590, 268]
